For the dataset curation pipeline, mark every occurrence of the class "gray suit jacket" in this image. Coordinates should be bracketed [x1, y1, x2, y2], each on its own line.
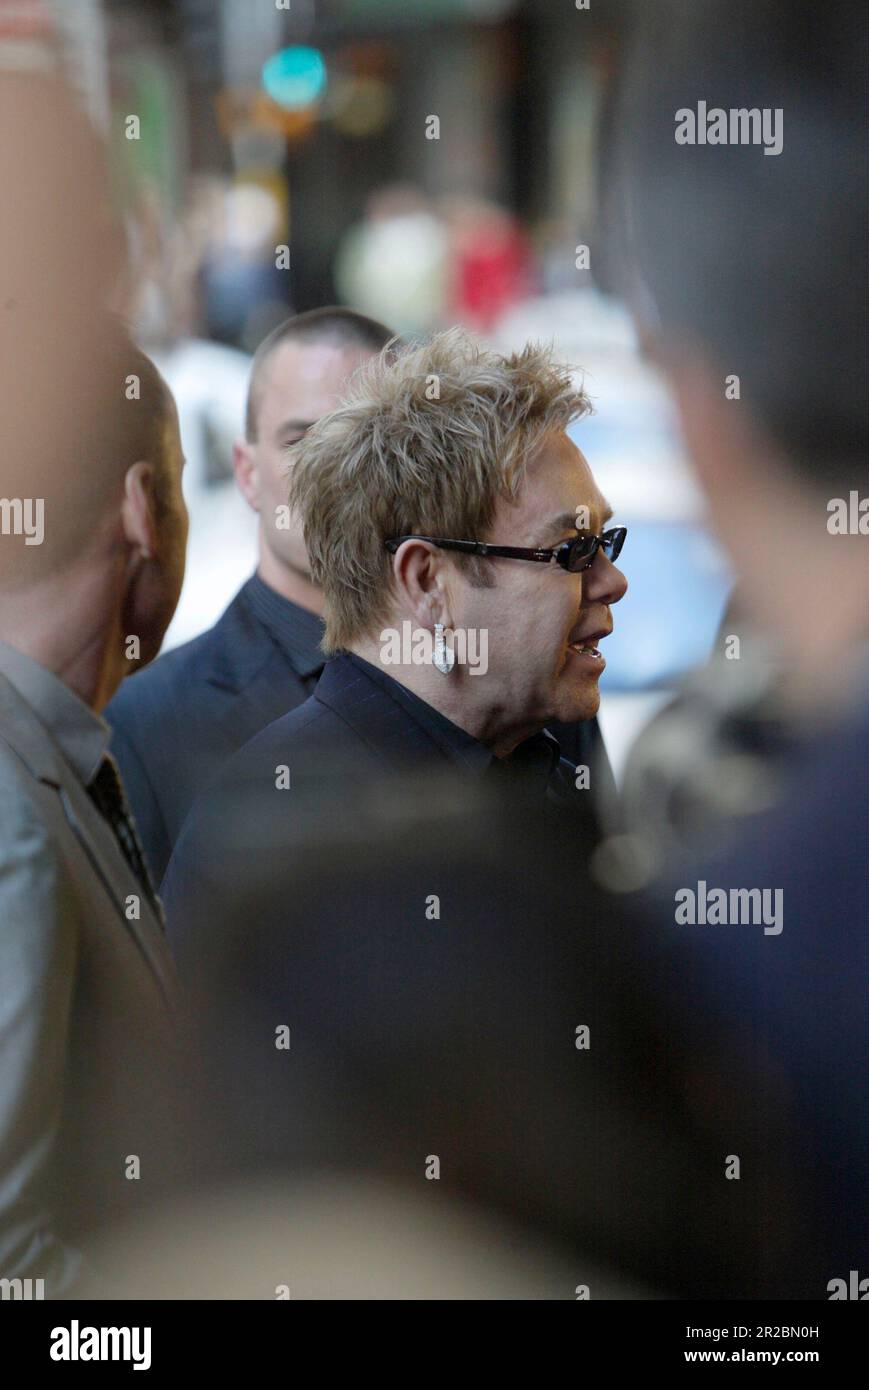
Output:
[0, 664, 179, 1295]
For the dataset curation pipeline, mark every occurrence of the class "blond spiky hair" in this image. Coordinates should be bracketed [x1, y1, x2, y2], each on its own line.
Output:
[287, 326, 591, 651]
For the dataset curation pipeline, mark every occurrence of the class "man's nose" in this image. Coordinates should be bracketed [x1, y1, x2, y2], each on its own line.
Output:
[584, 552, 628, 605]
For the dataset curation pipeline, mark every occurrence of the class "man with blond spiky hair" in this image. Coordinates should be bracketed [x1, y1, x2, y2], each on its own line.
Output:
[163, 328, 628, 944]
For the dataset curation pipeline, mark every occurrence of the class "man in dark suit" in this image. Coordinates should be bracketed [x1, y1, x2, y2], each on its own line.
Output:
[109, 309, 616, 884]
[106, 308, 394, 883]
[0, 316, 189, 1293]
[163, 329, 629, 940]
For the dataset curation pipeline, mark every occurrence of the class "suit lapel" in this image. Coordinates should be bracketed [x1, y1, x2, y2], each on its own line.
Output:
[53, 774, 176, 1004]
[0, 674, 175, 1004]
[212, 646, 311, 752]
[203, 586, 317, 751]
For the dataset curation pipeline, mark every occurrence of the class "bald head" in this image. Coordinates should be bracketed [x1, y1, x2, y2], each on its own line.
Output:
[0, 319, 179, 586]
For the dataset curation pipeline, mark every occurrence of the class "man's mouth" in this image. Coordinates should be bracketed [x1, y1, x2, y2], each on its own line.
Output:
[567, 625, 611, 662]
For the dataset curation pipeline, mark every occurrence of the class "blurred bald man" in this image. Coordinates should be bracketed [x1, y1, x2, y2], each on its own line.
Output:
[0, 320, 189, 1294]
[0, 73, 193, 1293]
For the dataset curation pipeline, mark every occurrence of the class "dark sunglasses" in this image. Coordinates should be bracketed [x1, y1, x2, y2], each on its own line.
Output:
[385, 526, 627, 574]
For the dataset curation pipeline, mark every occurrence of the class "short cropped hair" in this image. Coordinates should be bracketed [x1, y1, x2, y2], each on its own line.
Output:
[288, 327, 591, 652]
[245, 306, 395, 442]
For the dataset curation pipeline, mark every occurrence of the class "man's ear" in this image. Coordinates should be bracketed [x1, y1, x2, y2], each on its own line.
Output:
[121, 461, 158, 560]
[390, 539, 453, 628]
[233, 438, 260, 512]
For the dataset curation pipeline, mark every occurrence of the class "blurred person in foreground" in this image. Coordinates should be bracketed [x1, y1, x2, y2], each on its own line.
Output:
[106, 308, 393, 885]
[0, 322, 188, 1294]
[88, 776, 808, 1298]
[162, 328, 628, 941]
[605, 0, 868, 1291]
[0, 73, 188, 1296]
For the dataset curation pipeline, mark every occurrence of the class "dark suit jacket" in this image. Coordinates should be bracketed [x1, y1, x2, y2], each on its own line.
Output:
[161, 659, 810, 1298]
[105, 580, 319, 885]
[108, 579, 614, 886]
[163, 652, 613, 955]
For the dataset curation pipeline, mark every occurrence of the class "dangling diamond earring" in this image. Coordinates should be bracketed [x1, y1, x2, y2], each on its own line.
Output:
[433, 622, 456, 674]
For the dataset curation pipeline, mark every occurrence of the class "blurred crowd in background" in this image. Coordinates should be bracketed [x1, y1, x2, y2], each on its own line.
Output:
[0, 0, 727, 774]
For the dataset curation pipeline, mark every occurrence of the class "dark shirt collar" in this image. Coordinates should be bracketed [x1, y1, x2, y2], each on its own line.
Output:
[343, 652, 561, 792]
[243, 573, 326, 681]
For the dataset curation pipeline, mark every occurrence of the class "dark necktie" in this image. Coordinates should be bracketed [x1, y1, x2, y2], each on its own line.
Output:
[88, 752, 165, 928]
